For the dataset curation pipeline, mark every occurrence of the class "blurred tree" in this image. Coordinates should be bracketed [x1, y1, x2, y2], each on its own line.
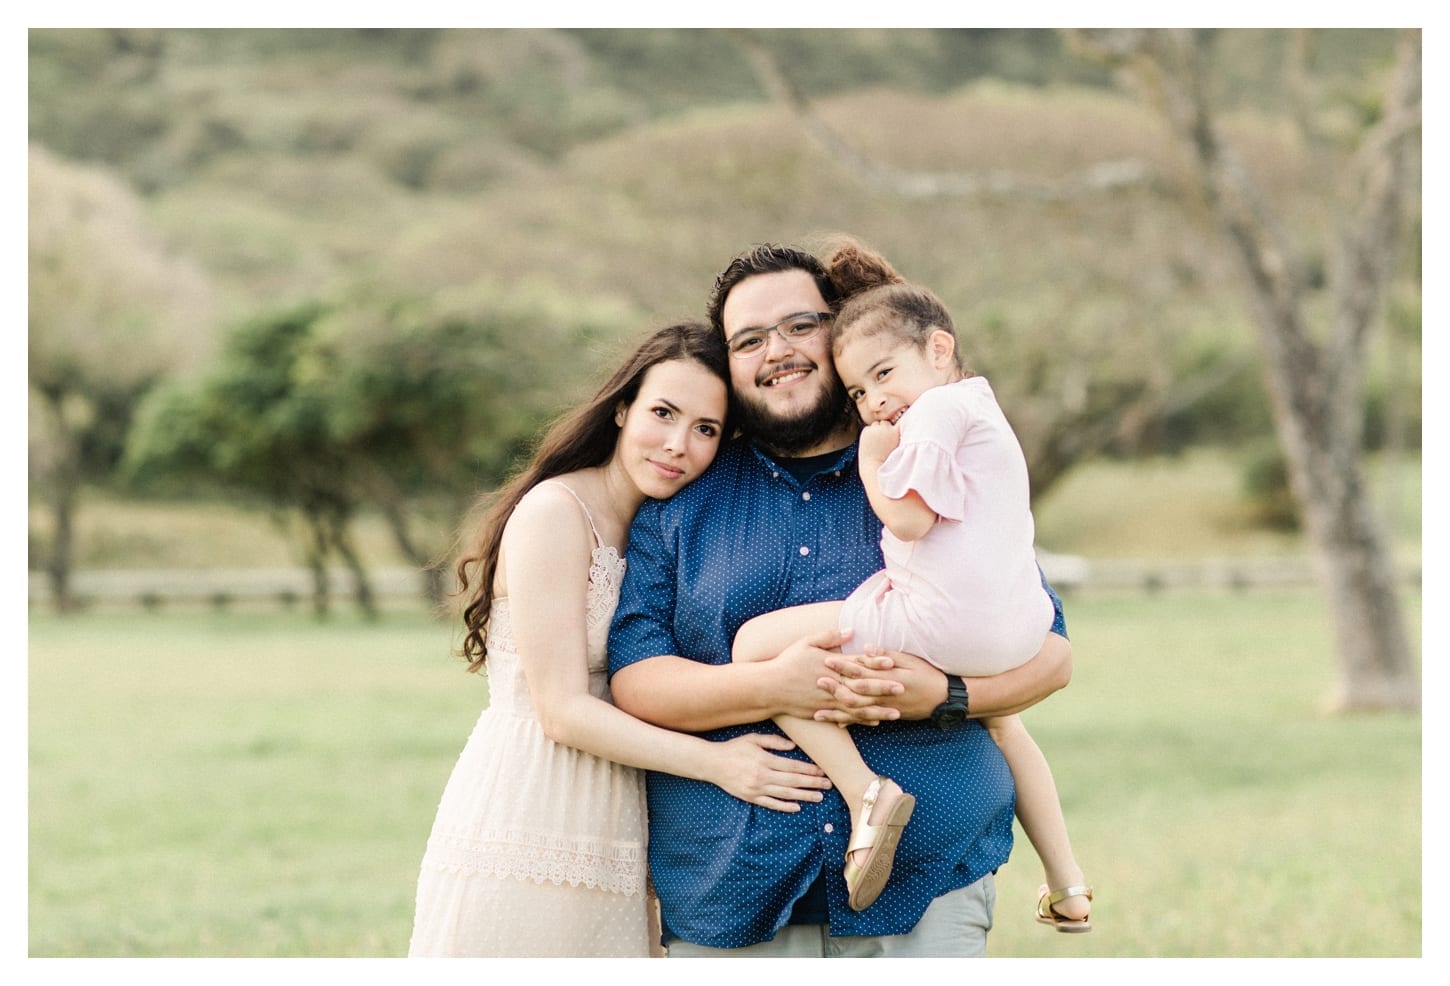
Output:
[300, 285, 613, 604]
[1070, 28, 1421, 711]
[123, 288, 611, 614]
[28, 143, 216, 612]
[123, 305, 378, 618]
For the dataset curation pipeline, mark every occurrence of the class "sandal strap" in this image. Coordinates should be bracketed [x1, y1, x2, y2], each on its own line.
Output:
[1043, 885, 1093, 907]
[844, 777, 887, 855]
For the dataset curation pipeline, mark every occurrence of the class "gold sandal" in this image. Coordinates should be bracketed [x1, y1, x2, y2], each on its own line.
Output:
[1036, 884, 1093, 933]
[842, 777, 915, 912]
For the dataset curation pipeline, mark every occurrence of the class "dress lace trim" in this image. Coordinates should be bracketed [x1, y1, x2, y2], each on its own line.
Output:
[585, 545, 626, 623]
[421, 826, 646, 897]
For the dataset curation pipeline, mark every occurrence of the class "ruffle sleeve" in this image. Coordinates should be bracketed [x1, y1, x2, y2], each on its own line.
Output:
[876, 439, 968, 523]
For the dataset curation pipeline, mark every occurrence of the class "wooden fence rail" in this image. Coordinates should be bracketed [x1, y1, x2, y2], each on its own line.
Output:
[27, 553, 1422, 614]
[27, 567, 438, 614]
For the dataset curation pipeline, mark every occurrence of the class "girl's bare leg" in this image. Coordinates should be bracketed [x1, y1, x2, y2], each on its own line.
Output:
[732, 601, 845, 664]
[772, 707, 912, 907]
[985, 714, 1090, 921]
[769, 711, 878, 815]
[733, 603, 910, 865]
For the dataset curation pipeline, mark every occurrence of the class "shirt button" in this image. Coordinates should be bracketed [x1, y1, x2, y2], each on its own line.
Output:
[824, 823, 835, 834]
[799, 546, 810, 556]
[802, 491, 811, 501]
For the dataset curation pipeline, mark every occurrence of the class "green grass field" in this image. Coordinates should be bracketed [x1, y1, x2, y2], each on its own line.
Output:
[28, 588, 1421, 958]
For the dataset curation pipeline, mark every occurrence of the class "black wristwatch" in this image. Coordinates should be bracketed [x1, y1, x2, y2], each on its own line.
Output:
[930, 675, 969, 730]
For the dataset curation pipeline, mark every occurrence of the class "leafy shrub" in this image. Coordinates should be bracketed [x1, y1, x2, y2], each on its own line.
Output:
[1240, 440, 1301, 530]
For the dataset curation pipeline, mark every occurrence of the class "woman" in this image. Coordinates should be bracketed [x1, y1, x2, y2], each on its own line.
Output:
[408, 321, 832, 958]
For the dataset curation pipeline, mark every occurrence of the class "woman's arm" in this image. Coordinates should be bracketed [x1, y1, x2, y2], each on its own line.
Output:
[504, 486, 830, 811]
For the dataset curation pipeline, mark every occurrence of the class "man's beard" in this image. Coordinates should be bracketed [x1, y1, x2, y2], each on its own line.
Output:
[732, 376, 854, 457]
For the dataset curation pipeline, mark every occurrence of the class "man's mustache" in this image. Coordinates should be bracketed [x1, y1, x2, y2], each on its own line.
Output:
[755, 359, 816, 386]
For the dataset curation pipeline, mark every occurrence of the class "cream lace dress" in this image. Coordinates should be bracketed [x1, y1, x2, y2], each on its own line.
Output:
[408, 485, 652, 957]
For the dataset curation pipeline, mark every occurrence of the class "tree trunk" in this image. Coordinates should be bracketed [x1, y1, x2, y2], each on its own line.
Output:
[325, 510, 378, 620]
[302, 508, 331, 619]
[377, 496, 448, 607]
[1144, 29, 1420, 711]
[1297, 442, 1418, 710]
[40, 390, 80, 613]
[47, 472, 78, 614]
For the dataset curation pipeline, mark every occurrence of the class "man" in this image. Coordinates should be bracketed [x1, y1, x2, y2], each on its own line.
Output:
[607, 243, 1072, 957]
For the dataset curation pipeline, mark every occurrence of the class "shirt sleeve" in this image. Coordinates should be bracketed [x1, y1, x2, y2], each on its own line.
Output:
[1041, 568, 1068, 639]
[876, 442, 968, 522]
[607, 498, 682, 677]
[875, 385, 972, 522]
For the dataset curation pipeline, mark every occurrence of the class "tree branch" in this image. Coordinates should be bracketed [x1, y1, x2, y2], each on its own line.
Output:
[1147, 31, 1326, 393]
[730, 29, 1156, 202]
[1330, 29, 1420, 370]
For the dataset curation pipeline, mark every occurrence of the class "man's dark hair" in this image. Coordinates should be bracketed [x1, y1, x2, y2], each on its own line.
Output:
[706, 244, 841, 336]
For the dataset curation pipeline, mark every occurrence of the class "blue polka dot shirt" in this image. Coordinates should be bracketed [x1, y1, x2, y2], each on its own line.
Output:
[608, 437, 1068, 948]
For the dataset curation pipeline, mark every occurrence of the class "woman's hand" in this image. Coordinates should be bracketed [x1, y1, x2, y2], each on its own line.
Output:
[708, 733, 833, 812]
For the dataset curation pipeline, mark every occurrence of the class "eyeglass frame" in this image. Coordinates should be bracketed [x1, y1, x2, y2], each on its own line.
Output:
[724, 311, 834, 359]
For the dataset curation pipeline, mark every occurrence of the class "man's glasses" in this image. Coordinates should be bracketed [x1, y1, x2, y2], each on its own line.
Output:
[725, 312, 834, 359]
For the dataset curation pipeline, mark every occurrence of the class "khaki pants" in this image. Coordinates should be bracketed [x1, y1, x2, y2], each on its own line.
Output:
[664, 873, 996, 958]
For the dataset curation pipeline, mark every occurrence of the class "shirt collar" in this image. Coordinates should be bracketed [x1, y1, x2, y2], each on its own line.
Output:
[747, 440, 857, 487]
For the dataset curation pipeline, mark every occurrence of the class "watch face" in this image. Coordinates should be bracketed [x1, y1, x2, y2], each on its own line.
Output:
[935, 705, 967, 728]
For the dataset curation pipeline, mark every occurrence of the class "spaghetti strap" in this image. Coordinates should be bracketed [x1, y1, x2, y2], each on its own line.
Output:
[543, 481, 604, 549]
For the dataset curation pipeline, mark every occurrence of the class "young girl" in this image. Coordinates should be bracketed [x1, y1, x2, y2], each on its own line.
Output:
[410, 322, 831, 958]
[733, 243, 1093, 931]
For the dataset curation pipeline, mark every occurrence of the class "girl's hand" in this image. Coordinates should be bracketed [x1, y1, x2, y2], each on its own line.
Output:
[710, 733, 833, 812]
[814, 647, 942, 724]
[857, 420, 900, 468]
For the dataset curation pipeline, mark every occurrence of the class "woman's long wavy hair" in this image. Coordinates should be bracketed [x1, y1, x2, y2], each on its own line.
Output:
[823, 237, 965, 374]
[453, 321, 728, 671]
